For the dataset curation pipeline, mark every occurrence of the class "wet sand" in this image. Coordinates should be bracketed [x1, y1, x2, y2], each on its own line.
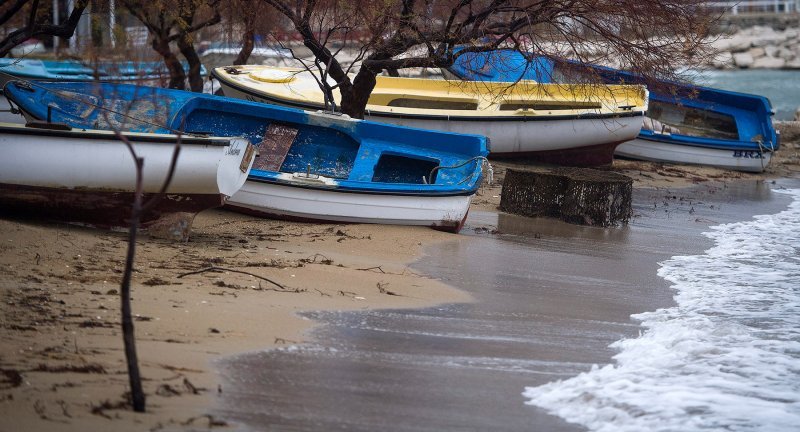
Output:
[212, 180, 797, 431]
[1, 101, 799, 431]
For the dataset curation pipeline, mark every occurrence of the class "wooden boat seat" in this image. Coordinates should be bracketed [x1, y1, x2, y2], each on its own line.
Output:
[25, 121, 72, 131]
[253, 123, 298, 171]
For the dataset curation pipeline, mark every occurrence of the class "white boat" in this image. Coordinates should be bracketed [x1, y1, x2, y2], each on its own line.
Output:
[229, 176, 477, 230]
[614, 137, 773, 173]
[211, 65, 649, 167]
[0, 121, 255, 238]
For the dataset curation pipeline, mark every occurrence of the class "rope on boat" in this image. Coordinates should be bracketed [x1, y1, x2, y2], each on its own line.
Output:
[424, 156, 493, 186]
[0, 70, 206, 138]
[2, 95, 20, 114]
[756, 137, 777, 172]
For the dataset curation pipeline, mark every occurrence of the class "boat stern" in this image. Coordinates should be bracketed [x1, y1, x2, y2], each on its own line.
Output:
[217, 137, 257, 198]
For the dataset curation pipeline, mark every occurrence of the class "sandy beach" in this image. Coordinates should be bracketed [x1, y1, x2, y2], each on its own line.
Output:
[1, 120, 799, 431]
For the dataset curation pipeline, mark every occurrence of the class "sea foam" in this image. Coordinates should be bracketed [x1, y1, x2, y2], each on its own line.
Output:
[523, 189, 800, 432]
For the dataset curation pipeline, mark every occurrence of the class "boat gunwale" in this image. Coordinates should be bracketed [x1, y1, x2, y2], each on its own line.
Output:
[0, 121, 237, 146]
[245, 173, 482, 197]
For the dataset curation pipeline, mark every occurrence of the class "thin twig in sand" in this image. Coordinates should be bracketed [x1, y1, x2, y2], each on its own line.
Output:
[377, 282, 401, 296]
[357, 266, 386, 273]
[176, 266, 299, 292]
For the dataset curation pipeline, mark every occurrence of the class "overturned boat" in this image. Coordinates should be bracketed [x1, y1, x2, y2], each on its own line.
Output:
[4, 80, 489, 233]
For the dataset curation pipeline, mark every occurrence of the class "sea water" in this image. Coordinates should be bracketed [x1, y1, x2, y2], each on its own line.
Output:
[523, 188, 800, 432]
[695, 69, 800, 121]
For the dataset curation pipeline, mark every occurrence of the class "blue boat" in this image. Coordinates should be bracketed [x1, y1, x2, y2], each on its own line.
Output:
[447, 49, 778, 172]
[0, 58, 207, 89]
[4, 80, 489, 232]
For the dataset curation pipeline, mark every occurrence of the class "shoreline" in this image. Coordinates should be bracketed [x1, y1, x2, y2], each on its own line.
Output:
[210, 174, 800, 431]
[1, 123, 799, 430]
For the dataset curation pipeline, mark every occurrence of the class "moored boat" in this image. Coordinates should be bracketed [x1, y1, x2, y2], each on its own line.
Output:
[211, 65, 648, 167]
[0, 121, 255, 239]
[4, 80, 489, 232]
[446, 49, 778, 173]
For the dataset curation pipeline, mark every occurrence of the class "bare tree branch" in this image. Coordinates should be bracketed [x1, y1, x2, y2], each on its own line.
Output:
[0, 0, 90, 57]
[251, 0, 714, 119]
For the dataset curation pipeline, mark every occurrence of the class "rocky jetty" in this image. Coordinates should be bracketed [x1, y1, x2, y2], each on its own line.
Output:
[710, 26, 800, 69]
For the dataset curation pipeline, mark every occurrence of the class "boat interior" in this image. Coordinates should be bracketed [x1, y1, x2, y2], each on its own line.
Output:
[367, 75, 639, 114]
[645, 100, 740, 140]
[556, 68, 770, 146]
[180, 103, 362, 180]
[174, 98, 464, 185]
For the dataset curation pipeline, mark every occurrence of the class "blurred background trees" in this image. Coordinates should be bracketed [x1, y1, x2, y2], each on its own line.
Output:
[0, 0, 89, 57]
[2, 0, 716, 111]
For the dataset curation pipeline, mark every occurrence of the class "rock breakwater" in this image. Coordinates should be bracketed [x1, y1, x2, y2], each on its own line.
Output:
[710, 26, 800, 69]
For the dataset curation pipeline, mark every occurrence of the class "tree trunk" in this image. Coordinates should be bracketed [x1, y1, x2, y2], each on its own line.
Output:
[152, 37, 186, 90]
[233, 13, 255, 66]
[340, 69, 378, 119]
[177, 35, 205, 92]
[0, 0, 89, 58]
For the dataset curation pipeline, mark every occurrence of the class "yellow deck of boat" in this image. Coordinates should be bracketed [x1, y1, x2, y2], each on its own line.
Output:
[214, 65, 648, 118]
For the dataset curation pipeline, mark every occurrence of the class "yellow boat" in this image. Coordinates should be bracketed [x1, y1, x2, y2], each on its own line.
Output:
[212, 65, 648, 166]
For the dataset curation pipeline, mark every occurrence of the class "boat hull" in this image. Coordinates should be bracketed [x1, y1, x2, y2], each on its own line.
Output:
[361, 112, 639, 166]
[0, 123, 255, 238]
[227, 179, 472, 233]
[615, 138, 772, 173]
